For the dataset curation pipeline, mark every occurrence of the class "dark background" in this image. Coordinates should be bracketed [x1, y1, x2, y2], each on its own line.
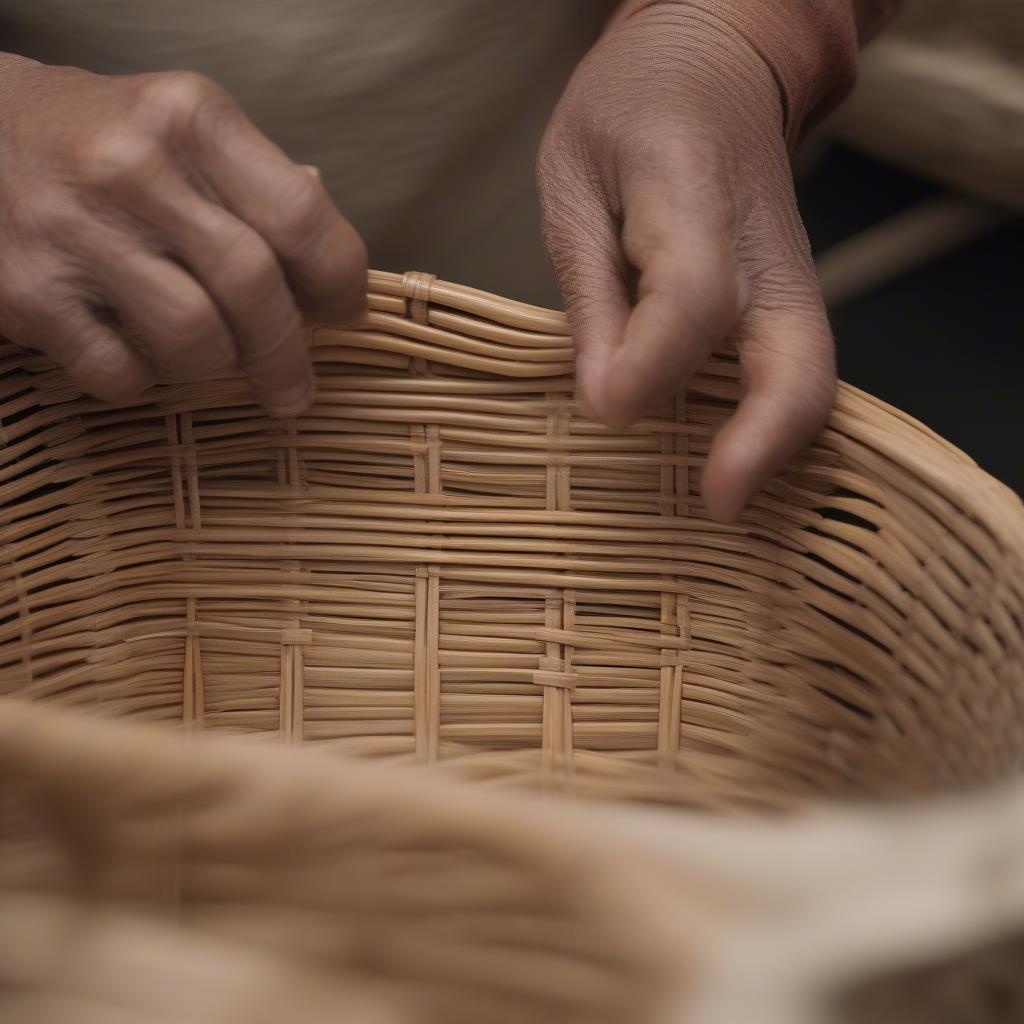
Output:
[797, 144, 1023, 496]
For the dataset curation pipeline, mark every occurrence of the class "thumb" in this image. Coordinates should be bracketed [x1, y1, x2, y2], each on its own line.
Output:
[701, 298, 837, 522]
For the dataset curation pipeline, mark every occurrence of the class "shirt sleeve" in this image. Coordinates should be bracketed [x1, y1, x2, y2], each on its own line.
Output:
[608, 1, 906, 147]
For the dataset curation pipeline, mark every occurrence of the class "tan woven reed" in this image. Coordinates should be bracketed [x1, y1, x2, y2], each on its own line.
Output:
[6, 699, 1024, 1024]
[2, 270, 1024, 1023]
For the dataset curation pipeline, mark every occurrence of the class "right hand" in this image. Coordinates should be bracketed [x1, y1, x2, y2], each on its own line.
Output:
[537, 4, 838, 522]
[0, 56, 367, 415]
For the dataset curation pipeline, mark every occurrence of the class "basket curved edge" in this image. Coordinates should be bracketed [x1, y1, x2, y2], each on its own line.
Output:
[1, 266, 1019, 551]
[353, 269, 1024, 555]
[0, 269, 1021, 803]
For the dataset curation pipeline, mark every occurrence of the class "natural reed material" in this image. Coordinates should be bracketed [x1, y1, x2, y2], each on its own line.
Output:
[2, 269, 1021, 806]
[1, 270, 1023, 1022]
[5, 698, 1024, 1024]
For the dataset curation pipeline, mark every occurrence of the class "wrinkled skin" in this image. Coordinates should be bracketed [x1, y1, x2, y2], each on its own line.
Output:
[0, 4, 837, 521]
[536, 5, 837, 521]
[0, 56, 367, 415]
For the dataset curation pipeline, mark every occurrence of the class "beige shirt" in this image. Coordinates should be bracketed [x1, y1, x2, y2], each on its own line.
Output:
[0, 1, 615, 305]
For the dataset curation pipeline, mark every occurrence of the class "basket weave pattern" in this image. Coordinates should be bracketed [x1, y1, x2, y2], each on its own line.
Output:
[1, 270, 1023, 807]
[3, 271, 1024, 1023]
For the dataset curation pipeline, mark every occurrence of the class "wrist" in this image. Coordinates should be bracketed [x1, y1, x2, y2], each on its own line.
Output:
[606, 0, 860, 148]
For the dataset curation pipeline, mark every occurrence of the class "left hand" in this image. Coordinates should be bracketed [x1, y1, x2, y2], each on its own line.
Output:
[536, 4, 837, 522]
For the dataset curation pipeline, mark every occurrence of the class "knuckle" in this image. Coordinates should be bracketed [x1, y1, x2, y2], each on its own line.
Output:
[164, 294, 220, 342]
[136, 70, 221, 121]
[223, 233, 280, 295]
[138, 285, 219, 357]
[76, 128, 164, 188]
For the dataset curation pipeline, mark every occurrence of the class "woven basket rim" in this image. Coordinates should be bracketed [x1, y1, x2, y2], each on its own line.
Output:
[355, 269, 1023, 550]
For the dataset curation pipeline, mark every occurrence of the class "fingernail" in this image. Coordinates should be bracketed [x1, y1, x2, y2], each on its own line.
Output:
[267, 377, 316, 418]
[301, 164, 321, 179]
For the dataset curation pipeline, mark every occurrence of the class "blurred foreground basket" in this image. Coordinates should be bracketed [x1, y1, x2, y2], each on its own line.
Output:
[2, 271, 1023, 1022]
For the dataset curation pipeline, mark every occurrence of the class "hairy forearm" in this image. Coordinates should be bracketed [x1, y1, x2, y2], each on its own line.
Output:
[606, 0, 906, 145]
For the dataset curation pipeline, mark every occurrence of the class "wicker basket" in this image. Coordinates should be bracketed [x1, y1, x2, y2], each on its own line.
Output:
[2, 270, 1023, 1023]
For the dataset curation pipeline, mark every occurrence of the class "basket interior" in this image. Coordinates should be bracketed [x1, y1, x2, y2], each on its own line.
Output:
[2, 270, 1022, 810]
